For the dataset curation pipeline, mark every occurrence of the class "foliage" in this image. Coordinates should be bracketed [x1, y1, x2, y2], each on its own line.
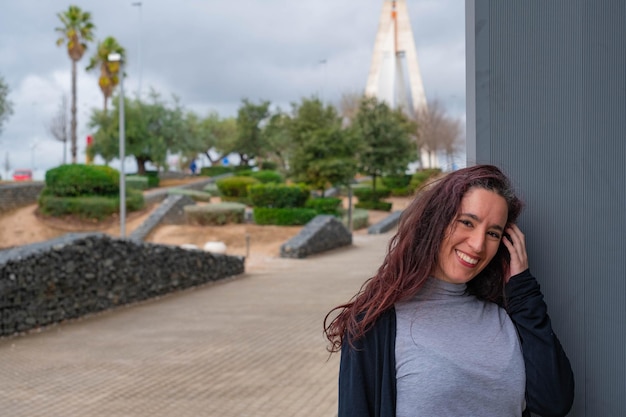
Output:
[409, 168, 442, 192]
[200, 166, 233, 177]
[55, 5, 95, 164]
[0, 75, 13, 136]
[86, 36, 125, 112]
[234, 98, 271, 165]
[260, 160, 278, 170]
[186, 111, 238, 165]
[39, 189, 144, 220]
[253, 207, 318, 226]
[184, 203, 246, 225]
[167, 188, 212, 202]
[343, 208, 369, 230]
[262, 110, 293, 171]
[247, 183, 310, 209]
[305, 197, 342, 215]
[350, 96, 416, 190]
[354, 200, 393, 212]
[353, 186, 391, 202]
[215, 176, 259, 203]
[239, 169, 284, 184]
[45, 164, 119, 197]
[381, 174, 412, 189]
[126, 175, 149, 190]
[89, 91, 190, 174]
[288, 97, 359, 194]
[202, 183, 220, 196]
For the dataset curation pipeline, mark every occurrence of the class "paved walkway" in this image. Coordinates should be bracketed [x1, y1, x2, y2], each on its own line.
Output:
[0, 233, 392, 417]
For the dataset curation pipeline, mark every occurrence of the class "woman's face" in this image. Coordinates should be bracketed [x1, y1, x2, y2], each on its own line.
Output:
[432, 187, 508, 284]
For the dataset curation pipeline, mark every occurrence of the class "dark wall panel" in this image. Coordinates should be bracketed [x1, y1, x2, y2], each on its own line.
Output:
[467, 1, 626, 416]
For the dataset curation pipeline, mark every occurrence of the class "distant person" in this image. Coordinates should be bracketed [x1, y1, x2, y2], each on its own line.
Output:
[189, 159, 197, 175]
[324, 164, 574, 417]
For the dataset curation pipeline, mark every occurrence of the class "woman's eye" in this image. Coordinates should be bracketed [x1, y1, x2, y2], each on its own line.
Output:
[459, 219, 472, 227]
[488, 231, 501, 239]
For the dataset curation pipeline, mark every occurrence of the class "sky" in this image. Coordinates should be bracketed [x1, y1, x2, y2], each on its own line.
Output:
[0, 0, 466, 180]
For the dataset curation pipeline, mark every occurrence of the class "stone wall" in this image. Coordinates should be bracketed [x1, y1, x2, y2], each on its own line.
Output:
[0, 182, 45, 213]
[143, 178, 213, 205]
[0, 233, 244, 336]
[129, 195, 196, 241]
[280, 215, 352, 259]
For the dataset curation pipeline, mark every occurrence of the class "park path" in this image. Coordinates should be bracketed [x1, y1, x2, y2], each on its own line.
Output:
[0, 232, 392, 417]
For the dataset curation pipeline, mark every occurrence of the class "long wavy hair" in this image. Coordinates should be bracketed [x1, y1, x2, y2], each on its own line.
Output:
[324, 164, 524, 352]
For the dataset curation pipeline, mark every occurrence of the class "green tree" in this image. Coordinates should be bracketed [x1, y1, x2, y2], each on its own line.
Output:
[351, 96, 416, 190]
[86, 36, 125, 113]
[289, 97, 359, 195]
[0, 75, 14, 136]
[186, 111, 238, 165]
[262, 110, 293, 171]
[234, 98, 271, 166]
[88, 92, 189, 174]
[55, 5, 96, 163]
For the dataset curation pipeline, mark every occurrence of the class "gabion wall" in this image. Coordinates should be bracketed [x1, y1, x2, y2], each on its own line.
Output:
[0, 182, 45, 212]
[0, 233, 244, 336]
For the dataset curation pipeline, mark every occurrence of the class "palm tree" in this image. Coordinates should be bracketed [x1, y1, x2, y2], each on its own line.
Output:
[86, 37, 125, 113]
[55, 5, 95, 164]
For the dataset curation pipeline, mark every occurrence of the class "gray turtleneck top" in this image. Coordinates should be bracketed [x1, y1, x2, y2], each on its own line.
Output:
[394, 278, 526, 417]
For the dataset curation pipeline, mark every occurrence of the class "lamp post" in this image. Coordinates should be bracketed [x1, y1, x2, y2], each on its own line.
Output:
[131, 1, 142, 98]
[108, 52, 126, 237]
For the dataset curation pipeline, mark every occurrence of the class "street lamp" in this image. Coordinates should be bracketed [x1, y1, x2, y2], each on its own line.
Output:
[131, 1, 142, 98]
[108, 52, 126, 238]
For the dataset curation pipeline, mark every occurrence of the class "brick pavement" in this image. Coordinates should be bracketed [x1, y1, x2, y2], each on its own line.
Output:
[0, 233, 392, 417]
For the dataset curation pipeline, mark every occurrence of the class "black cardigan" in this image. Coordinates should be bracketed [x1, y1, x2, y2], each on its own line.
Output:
[338, 270, 575, 417]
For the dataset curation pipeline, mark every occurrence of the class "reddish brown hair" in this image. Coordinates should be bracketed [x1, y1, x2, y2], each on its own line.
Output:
[324, 165, 524, 352]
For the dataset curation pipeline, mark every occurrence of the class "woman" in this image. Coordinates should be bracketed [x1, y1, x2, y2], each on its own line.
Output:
[324, 165, 574, 417]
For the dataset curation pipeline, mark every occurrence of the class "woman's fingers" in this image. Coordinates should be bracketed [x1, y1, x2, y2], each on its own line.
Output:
[503, 224, 529, 280]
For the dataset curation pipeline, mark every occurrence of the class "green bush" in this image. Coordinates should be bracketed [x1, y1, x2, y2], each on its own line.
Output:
[167, 188, 212, 202]
[342, 208, 369, 230]
[215, 176, 260, 203]
[353, 186, 391, 202]
[247, 170, 284, 184]
[248, 183, 310, 208]
[410, 168, 442, 191]
[305, 197, 342, 215]
[38, 189, 144, 220]
[143, 170, 160, 188]
[45, 164, 119, 197]
[355, 201, 393, 212]
[126, 175, 149, 190]
[382, 174, 412, 189]
[184, 203, 246, 225]
[260, 161, 278, 170]
[389, 187, 412, 197]
[200, 166, 233, 177]
[203, 183, 220, 196]
[253, 207, 318, 225]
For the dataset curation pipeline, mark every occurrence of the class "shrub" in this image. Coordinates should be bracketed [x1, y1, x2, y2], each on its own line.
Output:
[184, 203, 246, 225]
[215, 176, 260, 204]
[126, 175, 149, 191]
[253, 207, 318, 225]
[410, 168, 442, 192]
[305, 197, 342, 215]
[353, 186, 391, 202]
[203, 183, 220, 196]
[342, 208, 369, 230]
[355, 201, 393, 212]
[248, 170, 284, 184]
[248, 183, 310, 208]
[38, 189, 144, 220]
[382, 174, 412, 189]
[45, 164, 119, 197]
[143, 170, 160, 188]
[260, 161, 278, 170]
[167, 188, 212, 202]
[389, 187, 412, 197]
[200, 166, 233, 177]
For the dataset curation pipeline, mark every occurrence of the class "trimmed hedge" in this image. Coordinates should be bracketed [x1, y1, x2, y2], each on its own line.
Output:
[355, 200, 393, 212]
[167, 188, 213, 202]
[184, 203, 246, 225]
[126, 175, 149, 190]
[248, 183, 310, 209]
[215, 176, 260, 203]
[38, 189, 145, 220]
[253, 207, 318, 225]
[343, 208, 369, 230]
[381, 174, 412, 189]
[45, 164, 119, 197]
[200, 165, 256, 177]
[353, 187, 392, 202]
[202, 183, 220, 196]
[241, 170, 284, 184]
[305, 197, 342, 215]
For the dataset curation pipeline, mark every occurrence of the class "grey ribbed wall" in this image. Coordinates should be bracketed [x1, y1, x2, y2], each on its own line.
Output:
[467, 1, 626, 416]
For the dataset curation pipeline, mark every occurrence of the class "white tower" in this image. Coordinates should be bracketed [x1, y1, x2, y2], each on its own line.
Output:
[366, 0, 437, 168]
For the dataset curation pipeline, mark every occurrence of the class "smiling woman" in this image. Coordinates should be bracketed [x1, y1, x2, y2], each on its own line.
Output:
[324, 164, 575, 417]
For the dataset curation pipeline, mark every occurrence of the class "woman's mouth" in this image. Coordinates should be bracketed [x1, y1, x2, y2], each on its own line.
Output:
[455, 250, 479, 266]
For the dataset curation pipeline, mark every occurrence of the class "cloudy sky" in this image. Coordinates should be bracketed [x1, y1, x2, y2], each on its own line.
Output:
[0, 0, 466, 179]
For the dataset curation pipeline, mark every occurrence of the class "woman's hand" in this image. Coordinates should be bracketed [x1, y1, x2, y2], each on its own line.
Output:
[501, 224, 529, 283]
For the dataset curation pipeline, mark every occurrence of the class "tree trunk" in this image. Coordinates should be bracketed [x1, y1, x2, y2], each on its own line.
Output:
[104, 96, 108, 114]
[71, 59, 78, 164]
[136, 156, 147, 175]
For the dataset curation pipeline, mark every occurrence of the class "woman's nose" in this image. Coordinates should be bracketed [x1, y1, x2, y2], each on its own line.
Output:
[467, 230, 485, 253]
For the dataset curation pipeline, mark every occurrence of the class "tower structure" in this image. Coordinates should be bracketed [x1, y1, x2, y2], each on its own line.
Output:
[365, 0, 427, 115]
